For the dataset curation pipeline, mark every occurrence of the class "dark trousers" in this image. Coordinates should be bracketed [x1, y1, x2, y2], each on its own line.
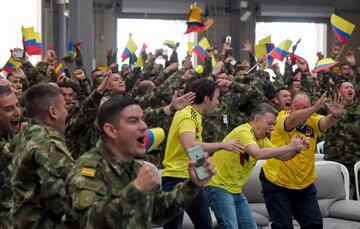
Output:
[162, 176, 212, 229]
[259, 169, 323, 229]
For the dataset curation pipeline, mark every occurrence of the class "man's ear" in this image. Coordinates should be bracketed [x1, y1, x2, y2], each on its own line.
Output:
[103, 123, 117, 139]
[204, 95, 210, 104]
[48, 106, 57, 119]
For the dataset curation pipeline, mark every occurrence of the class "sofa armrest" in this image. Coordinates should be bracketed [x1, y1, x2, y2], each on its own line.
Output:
[329, 200, 360, 222]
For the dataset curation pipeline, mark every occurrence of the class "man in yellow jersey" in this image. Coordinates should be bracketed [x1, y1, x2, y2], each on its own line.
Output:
[206, 103, 309, 229]
[162, 78, 244, 229]
[260, 91, 345, 228]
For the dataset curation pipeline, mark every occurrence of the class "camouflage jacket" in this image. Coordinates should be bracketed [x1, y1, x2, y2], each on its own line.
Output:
[64, 139, 200, 229]
[0, 130, 14, 228]
[324, 102, 360, 167]
[66, 89, 103, 159]
[11, 119, 74, 228]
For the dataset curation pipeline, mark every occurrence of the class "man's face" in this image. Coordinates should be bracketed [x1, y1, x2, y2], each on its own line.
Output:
[205, 88, 220, 116]
[112, 105, 148, 158]
[109, 73, 126, 95]
[254, 112, 276, 139]
[0, 93, 21, 134]
[340, 64, 352, 79]
[53, 95, 68, 133]
[290, 94, 311, 113]
[338, 82, 355, 104]
[7, 76, 23, 96]
[61, 87, 75, 106]
[290, 81, 301, 95]
[217, 73, 230, 92]
[274, 89, 292, 110]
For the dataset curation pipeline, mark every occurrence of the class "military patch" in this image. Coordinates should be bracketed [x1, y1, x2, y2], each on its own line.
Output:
[76, 190, 96, 209]
[80, 167, 96, 177]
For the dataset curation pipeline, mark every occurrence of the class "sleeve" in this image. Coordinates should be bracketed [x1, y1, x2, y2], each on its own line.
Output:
[311, 113, 324, 134]
[178, 116, 197, 135]
[275, 111, 290, 134]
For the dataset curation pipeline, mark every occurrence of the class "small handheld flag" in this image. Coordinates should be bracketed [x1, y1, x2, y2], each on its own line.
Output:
[121, 34, 138, 61]
[268, 39, 292, 61]
[330, 13, 356, 43]
[193, 37, 211, 61]
[21, 26, 42, 55]
[144, 128, 165, 153]
[315, 58, 338, 72]
[3, 58, 22, 74]
[136, 43, 148, 68]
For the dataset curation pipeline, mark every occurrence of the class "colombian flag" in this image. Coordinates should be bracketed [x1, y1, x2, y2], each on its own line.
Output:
[330, 13, 356, 43]
[55, 63, 65, 76]
[121, 35, 138, 61]
[21, 26, 42, 55]
[193, 37, 210, 61]
[315, 58, 338, 72]
[268, 39, 292, 61]
[135, 43, 148, 68]
[3, 57, 22, 74]
[163, 40, 178, 49]
[255, 43, 275, 65]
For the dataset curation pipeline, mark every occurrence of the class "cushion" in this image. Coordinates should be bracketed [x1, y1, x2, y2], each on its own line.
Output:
[329, 200, 360, 222]
[314, 163, 346, 200]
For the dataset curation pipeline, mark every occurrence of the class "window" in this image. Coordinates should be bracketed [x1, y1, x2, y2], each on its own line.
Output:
[256, 22, 327, 73]
[0, 0, 41, 70]
[117, 18, 196, 67]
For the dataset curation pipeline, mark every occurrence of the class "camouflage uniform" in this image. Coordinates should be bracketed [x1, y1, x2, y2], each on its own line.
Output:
[64, 139, 201, 228]
[11, 119, 74, 228]
[0, 131, 14, 229]
[323, 101, 360, 189]
[66, 89, 103, 159]
[203, 75, 268, 142]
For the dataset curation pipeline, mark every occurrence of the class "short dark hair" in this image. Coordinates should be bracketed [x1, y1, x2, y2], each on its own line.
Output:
[340, 63, 350, 68]
[336, 80, 353, 90]
[0, 86, 13, 97]
[24, 84, 63, 118]
[273, 87, 290, 99]
[249, 103, 278, 121]
[184, 78, 218, 104]
[96, 96, 138, 135]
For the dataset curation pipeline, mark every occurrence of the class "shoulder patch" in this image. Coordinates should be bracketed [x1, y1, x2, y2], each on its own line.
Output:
[80, 167, 96, 177]
[76, 190, 96, 209]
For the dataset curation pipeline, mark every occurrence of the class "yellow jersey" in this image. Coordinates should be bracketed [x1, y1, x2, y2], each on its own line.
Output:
[162, 105, 203, 178]
[263, 110, 323, 189]
[207, 123, 274, 193]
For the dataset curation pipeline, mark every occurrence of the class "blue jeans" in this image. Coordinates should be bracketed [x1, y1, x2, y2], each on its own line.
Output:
[162, 176, 212, 229]
[206, 186, 257, 229]
[259, 169, 323, 229]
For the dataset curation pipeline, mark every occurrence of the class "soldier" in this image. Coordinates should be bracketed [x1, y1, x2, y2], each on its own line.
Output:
[0, 86, 21, 228]
[270, 87, 292, 111]
[64, 96, 215, 228]
[11, 84, 73, 228]
[324, 81, 359, 196]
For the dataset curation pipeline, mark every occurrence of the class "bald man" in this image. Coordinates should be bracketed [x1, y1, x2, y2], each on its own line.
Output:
[260, 91, 345, 228]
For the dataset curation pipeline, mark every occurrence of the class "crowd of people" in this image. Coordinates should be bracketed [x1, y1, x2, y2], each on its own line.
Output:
[0, 35, 358, 229]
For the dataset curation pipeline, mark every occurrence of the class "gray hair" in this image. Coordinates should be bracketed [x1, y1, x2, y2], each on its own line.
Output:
[249, 103, 278, 121]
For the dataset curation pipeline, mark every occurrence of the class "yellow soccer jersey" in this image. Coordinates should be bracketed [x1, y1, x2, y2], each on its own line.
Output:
[207, 123, 274, 194]
[162, 105, 203, 178]
[263, 110, 323, 189]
